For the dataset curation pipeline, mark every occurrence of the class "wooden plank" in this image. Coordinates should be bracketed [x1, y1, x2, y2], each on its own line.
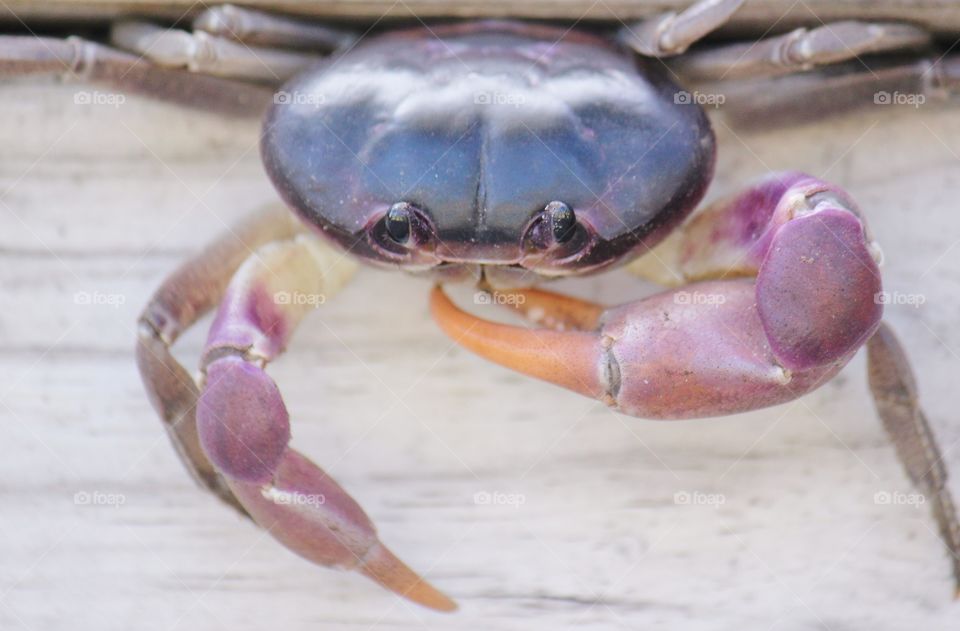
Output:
[4, 0, 960, 35]
[1, 78, 959, 629]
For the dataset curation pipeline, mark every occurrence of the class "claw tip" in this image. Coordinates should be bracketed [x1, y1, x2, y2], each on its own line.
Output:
[359, 542, 457, 612]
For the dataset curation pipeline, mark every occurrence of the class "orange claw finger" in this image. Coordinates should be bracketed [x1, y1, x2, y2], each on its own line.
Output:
[429, 286, 609, 401]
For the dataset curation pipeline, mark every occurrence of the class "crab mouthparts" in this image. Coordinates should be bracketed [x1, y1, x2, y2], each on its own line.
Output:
[423, 263, 549, 289]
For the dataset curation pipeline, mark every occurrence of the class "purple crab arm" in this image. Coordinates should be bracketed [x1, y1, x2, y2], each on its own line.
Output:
[430, 172, 884, 419]
[196, 235, 456, 612]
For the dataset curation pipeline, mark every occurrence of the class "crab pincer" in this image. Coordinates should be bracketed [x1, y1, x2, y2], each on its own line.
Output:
[431, 173, 884, 419]
[194, 235, 456, 612]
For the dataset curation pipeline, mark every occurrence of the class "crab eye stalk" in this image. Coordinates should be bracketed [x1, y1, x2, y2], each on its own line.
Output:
[385, 202, 413, 244]
[546, 201, 577, 244]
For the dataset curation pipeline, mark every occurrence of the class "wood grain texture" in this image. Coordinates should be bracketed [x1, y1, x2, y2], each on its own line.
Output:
[4, 1, 960, 35]
[0, 75, 959, 630]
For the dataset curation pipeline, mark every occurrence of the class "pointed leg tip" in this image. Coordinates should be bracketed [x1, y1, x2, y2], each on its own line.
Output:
[359, 542, 457, 612]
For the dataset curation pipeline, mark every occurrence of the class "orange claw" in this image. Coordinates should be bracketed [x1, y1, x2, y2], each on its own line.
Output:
[431, 280, 853, 420]
[358, 542, 457, 612]
[429, 286, 608, 401]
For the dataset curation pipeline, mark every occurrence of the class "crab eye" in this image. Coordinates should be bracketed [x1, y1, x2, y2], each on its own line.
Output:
[546, 201, 576, 243]
[385, 202, 413, 244]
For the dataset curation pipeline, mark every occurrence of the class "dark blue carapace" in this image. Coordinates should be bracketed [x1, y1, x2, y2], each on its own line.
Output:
[261, 21, 715, 285]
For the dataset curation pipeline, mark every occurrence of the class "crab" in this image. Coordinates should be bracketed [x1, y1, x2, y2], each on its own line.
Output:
[5, 0, 959, 612]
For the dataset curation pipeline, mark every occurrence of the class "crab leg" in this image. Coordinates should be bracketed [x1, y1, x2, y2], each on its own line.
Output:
[433, 172, 883, 419]
[671, 21, 931, 82]
[137, 205, 301, 514]
[195, 234, 455, 611]
[0, 35, 271, 116]
[867, 323, 960, 590]
[110, 21, 321, 83]
[714, 55, 960, 129]
[193, 4, 356, 52]
[618, 0, 745, 57]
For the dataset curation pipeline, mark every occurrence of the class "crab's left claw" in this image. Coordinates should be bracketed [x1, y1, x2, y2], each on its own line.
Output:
[432, 172, 884, 419]
[431, 277, 865, 419]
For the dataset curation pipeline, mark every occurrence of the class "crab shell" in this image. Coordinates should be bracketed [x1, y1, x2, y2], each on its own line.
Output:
[261, 21, 715, 286]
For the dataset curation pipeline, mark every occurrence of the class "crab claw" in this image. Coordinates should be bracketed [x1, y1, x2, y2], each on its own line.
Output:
[198, 356, 456, 612]
[225, 449, 457, 612]
[431, 189, 882, 419]
[192, 235, 455, 612]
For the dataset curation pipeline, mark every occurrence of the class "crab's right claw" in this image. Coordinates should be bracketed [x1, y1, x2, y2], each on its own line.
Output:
[194, 235, 456, 612]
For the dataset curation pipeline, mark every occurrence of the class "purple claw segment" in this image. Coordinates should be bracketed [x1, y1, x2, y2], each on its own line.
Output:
[599, 281, 843, 419]
[197, 356, 291, 483]
[757, 207, 882, 371]
[206, 282, 293, 360]
[653, 171, 876, 282]
[227, 450, 457, 611]
[204, 255, 303, 362]
[674, 171, 883, 370]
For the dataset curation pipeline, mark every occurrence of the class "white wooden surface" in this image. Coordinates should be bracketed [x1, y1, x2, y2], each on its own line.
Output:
[1, 77, 959, 631]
